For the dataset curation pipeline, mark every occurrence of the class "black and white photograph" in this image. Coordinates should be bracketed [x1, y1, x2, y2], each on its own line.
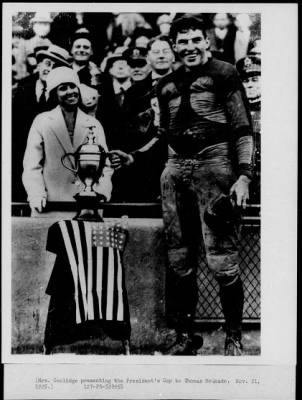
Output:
[2, 3, 298, 399]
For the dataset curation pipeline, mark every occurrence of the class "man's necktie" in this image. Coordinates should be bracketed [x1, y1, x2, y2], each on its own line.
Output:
[39, 84, 47, 107]
[116, 87, 125, 108]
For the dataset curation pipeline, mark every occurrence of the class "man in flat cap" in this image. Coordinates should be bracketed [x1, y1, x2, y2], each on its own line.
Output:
[12, 44, 71, 202]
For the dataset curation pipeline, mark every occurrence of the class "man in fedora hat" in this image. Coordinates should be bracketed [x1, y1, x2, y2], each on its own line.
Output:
[12, 44, 71, 202]
[96, 49, 132, 149]
[104, 49, 132, 93]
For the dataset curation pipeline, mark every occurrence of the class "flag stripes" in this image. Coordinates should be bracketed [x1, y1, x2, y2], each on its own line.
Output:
[96, 246, 103, 319]
[59, 221, 82, 324]
[58, 220, 127, 324]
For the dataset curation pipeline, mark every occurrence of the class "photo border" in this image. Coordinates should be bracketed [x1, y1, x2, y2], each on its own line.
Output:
[2, 2, 298, 399]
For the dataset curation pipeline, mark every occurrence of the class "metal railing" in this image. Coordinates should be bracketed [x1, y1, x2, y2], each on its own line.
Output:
[12, 201, 260, 220]
[195, 224, 260, 323]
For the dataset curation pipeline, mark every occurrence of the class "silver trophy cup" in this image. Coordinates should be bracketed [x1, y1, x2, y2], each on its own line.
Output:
[61, 126, 108, 199]
[61, 126, 109, 220]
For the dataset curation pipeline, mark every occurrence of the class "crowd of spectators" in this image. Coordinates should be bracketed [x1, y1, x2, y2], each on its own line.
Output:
[11, 11, 261, 205]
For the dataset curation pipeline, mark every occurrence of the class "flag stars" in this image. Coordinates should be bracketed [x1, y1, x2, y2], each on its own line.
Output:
[89, 221, 127, 249]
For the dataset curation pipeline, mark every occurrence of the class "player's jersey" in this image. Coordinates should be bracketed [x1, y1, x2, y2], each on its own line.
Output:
[156, 58, 253, 157]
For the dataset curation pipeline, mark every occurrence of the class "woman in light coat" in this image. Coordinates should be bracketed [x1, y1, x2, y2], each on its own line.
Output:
[22, 66, 113, 214]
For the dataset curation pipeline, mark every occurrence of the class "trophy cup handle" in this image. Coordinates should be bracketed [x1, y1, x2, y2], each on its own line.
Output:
[61, 153, 77, 173]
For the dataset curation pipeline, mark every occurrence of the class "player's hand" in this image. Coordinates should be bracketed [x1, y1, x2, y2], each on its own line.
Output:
[29, 197, 47, 213]
[109, 150, 134, 170]
[229, 175, 250, 209]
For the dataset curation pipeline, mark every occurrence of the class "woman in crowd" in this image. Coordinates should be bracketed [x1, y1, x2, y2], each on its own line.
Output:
[22, 66, 113, 215]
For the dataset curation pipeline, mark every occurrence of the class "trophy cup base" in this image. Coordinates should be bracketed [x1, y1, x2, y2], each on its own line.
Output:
[73, 192, 105, 221]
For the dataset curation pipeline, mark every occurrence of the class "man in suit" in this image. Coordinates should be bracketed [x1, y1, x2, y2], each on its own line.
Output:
[12, 44, 71, 202]
[96, 51, 132, 150]
[70, 29, 101, 88]
[22, 66, 112, 215]
[95, 51, 133, 202]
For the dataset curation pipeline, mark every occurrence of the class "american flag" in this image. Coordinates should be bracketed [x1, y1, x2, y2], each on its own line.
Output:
[51, 220, 129, 325]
